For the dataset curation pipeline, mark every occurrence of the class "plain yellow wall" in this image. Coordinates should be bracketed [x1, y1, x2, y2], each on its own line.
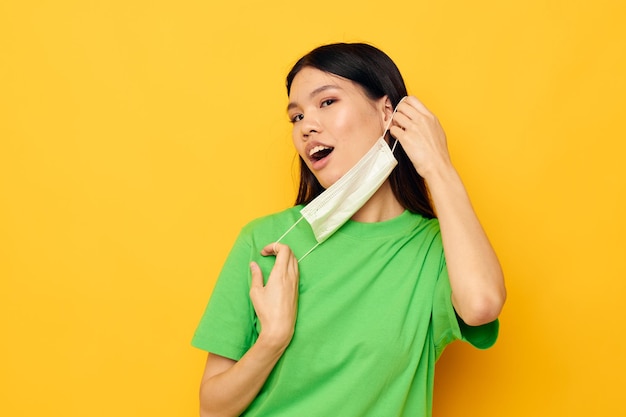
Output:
[1, 1, 624, 416]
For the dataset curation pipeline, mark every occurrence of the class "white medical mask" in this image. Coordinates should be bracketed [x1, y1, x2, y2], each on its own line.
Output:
[276, 97, 406, 261]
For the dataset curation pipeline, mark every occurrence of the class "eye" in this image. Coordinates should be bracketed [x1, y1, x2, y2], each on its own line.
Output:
[290, 113, 304, 123]
[321, 99, 335, 107]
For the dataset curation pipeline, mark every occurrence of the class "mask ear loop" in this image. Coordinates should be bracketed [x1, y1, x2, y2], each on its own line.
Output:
[274, 216, 304, 246]
[297, 242, 319, 263]
[384, 96, 407, 153]
[272, 216, 318, 263]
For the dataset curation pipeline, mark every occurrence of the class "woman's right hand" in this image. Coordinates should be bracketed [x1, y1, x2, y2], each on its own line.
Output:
[199, 244, 299, 417]
[249, 242, 299, 352]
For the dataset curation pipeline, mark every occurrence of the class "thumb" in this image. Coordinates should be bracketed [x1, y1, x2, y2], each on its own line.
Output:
[250, 261, 264, 289]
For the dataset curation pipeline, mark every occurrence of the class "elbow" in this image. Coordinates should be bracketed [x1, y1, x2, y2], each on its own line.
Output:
[455, 288, 506, 327]
[200, 402, 224, 417]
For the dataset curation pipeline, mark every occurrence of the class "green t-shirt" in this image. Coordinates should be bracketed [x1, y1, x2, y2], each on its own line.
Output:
[192, 206, 498, 416]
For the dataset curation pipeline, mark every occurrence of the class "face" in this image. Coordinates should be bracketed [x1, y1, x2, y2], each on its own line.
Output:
[287, 67, 390, 189]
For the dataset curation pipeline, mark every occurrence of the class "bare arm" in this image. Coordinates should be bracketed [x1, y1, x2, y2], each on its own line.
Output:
[390, 96, 506, 326]
[423, 165, 506, 325]
[199, 243, 299, 417]
[199, 339, 286, 417]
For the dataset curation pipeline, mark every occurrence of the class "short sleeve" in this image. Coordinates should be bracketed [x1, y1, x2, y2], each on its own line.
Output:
[432, 263, 499, 361]
[191, 227, 258, 360]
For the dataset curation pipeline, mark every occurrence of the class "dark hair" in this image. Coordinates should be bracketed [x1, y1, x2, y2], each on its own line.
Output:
[286, 43, 435, 219]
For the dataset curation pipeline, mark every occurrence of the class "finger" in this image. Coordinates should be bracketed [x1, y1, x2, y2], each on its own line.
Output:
[405, 96, 436, 119]
[250, 261, 264, 288]
[289, 256, 300, 282]
[260, 242, 280, 256]
[273, 244, 294, 271]
[261, 242, 295, 261]
[272, 245, 299, 285]
[284, 250, 298, 277]
[395, 100, 424, 122]
[261, 242, 296, 279]
[389, 125, 406, 139]
[391, 113, 414, 130]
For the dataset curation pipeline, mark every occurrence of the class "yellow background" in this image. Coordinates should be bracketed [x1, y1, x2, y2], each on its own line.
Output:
[1, 1, 624, 416]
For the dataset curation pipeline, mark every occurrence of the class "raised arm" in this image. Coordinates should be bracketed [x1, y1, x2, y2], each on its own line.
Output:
[199, 243, 299, 417]
[390, 96, 506, 326]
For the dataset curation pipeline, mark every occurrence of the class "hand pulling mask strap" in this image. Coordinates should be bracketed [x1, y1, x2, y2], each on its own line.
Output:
[273, 216, 319, 263]
[388, 96, 407, 152]
[275, 96, 407, 263]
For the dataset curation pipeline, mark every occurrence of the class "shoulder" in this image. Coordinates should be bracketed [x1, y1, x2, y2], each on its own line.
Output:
[402, 212, 445, 262]
[405, 211, 442, 238]
[240, 205, 304, 237]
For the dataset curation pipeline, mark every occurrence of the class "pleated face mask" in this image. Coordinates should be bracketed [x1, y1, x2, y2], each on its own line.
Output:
[276, 97, 406, 262]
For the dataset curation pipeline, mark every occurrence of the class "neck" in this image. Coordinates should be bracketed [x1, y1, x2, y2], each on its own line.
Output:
[351, 180, 404, 223]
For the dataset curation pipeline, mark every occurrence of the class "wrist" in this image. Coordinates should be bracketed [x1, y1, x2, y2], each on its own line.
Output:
[256, 329, 293, 355]
[422, 160, 458, 188]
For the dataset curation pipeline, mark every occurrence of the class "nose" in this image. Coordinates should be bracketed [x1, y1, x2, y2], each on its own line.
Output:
[299, 115, 321, 141]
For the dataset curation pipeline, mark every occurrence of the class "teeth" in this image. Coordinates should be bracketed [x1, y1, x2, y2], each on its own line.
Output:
[309, 145, 331, 156]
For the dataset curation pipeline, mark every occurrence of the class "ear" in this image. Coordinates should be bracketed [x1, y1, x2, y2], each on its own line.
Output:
[380, 96, 394, 124]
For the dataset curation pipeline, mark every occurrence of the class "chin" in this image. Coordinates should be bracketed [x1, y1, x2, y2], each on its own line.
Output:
[318, 175, 341, 190]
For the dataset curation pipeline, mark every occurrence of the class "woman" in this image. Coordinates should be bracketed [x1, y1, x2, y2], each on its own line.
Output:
[192, 43, 506, 417]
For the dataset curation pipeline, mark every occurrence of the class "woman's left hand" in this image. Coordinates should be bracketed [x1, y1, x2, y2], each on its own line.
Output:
[388, 96, 452, 180]
[389, 96, 506, 326]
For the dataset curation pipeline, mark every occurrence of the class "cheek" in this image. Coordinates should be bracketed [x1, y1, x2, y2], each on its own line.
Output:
[324, 108, 351, 135]
[323, 106, 377, 145]
[292, 132, 305, 158]
[292, 135, 314, 173]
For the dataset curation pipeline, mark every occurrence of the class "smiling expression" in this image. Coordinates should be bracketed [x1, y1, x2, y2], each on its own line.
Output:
[287, 67, 390, 189]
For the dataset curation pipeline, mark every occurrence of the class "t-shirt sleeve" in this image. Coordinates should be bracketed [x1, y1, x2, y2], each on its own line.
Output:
[191, 227, 258, 360]
[432, 263, 499, 361]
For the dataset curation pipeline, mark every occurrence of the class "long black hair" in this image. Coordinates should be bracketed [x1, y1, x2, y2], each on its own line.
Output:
[286, 43, 435, 219]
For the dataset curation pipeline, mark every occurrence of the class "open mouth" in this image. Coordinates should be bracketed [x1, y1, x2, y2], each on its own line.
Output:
[309, 145, 334, 162]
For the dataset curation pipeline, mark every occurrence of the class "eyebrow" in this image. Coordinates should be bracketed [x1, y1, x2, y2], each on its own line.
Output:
[286, 84, 342, 112]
